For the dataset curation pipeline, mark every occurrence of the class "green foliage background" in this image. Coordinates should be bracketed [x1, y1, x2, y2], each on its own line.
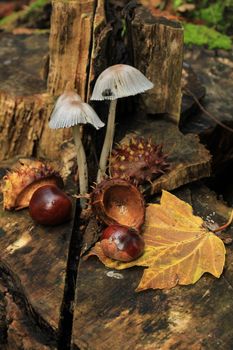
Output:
[173, 0, 233, 50]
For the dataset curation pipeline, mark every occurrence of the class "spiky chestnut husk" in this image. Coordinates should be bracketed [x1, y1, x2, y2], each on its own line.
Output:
[91, 178, 145, 231]
[1, 159, 63, 211]
[110, 137, 170, 185]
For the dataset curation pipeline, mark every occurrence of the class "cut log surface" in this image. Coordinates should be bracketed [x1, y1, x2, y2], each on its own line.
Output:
[72, 184, 233, 350]
[0, 162, 76, 345]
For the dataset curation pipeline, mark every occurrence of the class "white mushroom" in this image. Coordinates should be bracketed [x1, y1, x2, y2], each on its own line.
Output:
[49, 91, 104, 207]
[91, 64, 154, 183]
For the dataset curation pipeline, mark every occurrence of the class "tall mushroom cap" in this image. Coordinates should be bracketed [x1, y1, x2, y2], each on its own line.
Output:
[49, 92, 104, 130]
[91, 64, 154, 101]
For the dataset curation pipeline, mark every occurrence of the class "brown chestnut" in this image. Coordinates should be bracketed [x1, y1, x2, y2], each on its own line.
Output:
[29, 185, 72, 226]
[100, 225, 145, 262]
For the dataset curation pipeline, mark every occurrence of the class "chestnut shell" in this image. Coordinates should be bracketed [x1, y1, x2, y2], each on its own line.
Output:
[91, 178, 145, 230]
[1, 159, 63, 210]
[16, 176, 63, 210]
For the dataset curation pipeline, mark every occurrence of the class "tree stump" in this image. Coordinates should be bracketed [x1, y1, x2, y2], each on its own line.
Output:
[129, 5, 184, 123]
[0, 1, 228, 350]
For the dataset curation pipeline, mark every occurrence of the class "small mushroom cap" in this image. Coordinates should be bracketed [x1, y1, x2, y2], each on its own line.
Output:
[49, 92, 104, 130]
[55, 91, 82, 110]
[91, 64, 154, 101]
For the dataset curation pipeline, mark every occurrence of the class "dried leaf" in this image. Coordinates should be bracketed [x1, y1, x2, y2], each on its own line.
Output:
[87, 191, 226, 291]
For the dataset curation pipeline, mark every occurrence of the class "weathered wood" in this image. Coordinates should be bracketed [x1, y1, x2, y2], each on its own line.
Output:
[0, 278, 56, 350]
[0, 32, 71, 161]
[0, 160, 76, 344]
[130, 5, 184, 123]
[0, 1, 108, 161]
[86, 0, 110, 99]
[72, 184, 233, 350]
[47, 0, 102, 99]
[0, 282, 7, 346]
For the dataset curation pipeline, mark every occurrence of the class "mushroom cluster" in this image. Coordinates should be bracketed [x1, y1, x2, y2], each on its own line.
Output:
[47, 65, 154, 260]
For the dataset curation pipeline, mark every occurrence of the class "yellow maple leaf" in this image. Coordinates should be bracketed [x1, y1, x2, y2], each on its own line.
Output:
[87, 191, 226, 291]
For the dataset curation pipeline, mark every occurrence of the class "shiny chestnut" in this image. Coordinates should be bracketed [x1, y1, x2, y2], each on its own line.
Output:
[100, 225, 145, 262]
[29, 185, 72, 225]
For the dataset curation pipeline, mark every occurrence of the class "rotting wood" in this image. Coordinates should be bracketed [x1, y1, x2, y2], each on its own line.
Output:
[86, 0, 111, 100]
[72, 184, 233, 350]
[0, 282, 7, 346]
[47, 0, 99, 99]
[0, 278, 56, 350]
[0, 1, 109, 161]
[129, 5, 184, 124]
[0, 32, 69, 161]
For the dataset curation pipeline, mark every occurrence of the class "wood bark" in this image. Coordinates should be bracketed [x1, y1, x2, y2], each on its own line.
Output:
[129, 5, 184, 123]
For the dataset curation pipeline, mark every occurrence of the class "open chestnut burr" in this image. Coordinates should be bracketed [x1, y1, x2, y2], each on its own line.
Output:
[91, 178, 145, 231]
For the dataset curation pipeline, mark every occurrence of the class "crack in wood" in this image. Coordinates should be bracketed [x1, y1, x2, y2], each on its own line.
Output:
[57, 201, 82, 350]
[0, 264, 57, 348]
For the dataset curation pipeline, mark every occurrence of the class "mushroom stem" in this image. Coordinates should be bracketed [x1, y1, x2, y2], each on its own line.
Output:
[97, 99, 117, 183]
[72, 125, 88, 208]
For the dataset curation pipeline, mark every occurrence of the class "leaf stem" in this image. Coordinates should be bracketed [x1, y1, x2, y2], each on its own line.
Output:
[213, 209, 233, 233]
[184, 87, 233, 133]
